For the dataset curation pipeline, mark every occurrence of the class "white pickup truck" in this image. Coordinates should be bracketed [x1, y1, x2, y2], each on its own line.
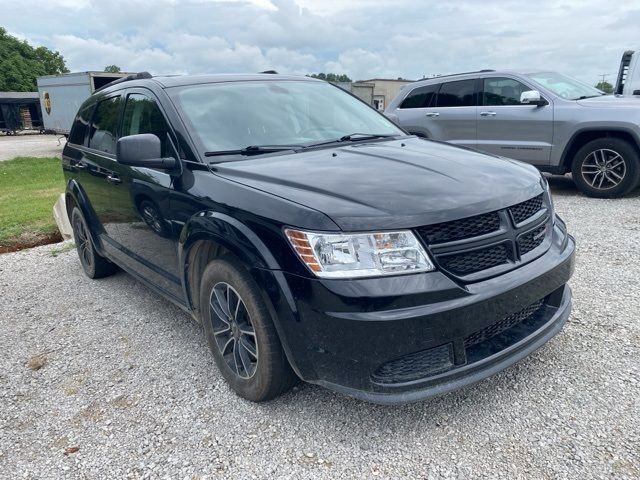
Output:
[615, 50, 640, 96]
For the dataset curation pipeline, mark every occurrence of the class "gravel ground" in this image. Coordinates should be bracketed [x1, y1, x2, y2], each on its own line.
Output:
[0, 133, 64, 161]
[0, 178, 638, 479]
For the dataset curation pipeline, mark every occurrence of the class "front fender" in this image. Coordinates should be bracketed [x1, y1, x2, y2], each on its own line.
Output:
[178, 211, 280, 271]
[177, 211, 306, 374]
[178, 211, 295, 312]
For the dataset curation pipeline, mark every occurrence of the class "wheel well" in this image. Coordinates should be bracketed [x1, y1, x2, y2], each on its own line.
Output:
[65, 193, 77, 222]
[133, 194, 153, 212]
[562, 130, 640, 171]
[186, 239, 232, 322]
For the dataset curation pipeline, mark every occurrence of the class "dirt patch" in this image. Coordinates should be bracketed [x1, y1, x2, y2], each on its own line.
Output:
[0, 230, 63, 254]
[26, 353, 48, 371]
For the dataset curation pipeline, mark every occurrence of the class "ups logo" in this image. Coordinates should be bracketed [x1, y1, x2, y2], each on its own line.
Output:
[43, 91, 51, 115]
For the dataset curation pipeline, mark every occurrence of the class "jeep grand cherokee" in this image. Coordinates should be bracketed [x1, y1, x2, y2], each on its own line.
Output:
[385, 69, 640, 198]
[63, 72, 575, 404]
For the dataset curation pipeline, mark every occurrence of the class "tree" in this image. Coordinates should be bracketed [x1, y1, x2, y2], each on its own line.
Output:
[0, 27, 69, 91]
[104, 65, 121, 73]
[307, 73, 352, 83]
[595, 81, 613, 94]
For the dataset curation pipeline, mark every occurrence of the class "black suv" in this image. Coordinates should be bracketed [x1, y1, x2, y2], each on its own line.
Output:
[63, 73, 575, 404]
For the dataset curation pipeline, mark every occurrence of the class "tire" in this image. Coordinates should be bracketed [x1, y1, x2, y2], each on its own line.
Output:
[200, 256, 296, 402]
[571, 138, 640, 198]
[138, 199, 172, 238]
[71, 207, 119, 279]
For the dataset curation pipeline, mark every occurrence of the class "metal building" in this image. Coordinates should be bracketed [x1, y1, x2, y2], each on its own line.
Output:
[0, 92, 43, 134]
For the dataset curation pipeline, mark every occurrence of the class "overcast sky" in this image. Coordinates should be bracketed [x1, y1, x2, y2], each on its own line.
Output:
[3, 0, 636, 84]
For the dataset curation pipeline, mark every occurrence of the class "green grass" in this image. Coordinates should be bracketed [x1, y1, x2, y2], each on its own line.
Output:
[50, 242, 76, 257]
[0, 157, 65, 245]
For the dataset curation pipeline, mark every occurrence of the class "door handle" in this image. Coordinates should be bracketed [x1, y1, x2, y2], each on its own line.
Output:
[425, 112, 440, 117]
[106, 174, 122, 185]
[480, 111, 497, 116]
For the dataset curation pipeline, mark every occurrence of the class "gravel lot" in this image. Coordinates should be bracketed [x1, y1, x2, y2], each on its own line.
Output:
[1, 178, 638, 479]
[0, 133, 64, 161]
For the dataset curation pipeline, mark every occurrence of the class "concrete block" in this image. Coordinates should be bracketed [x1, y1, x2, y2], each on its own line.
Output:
[53, 193, 73, 240]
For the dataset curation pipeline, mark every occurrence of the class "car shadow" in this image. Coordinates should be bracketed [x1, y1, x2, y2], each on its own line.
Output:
[546, 173, 640, 198]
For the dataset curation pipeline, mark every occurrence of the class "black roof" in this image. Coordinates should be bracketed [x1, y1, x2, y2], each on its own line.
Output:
[96, 72, 323, 94]
[0, 91, 39, 104]
[152, 73, 322, 88]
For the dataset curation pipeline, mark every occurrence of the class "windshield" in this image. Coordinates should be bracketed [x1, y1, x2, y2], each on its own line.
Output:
[525, 72, 605, 100]
[170, 80, 403, 154]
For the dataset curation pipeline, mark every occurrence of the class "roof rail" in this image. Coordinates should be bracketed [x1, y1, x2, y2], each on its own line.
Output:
[260, 70, 278, 74]
[417, 69, 495, 81]
[94, 72, 153, 93]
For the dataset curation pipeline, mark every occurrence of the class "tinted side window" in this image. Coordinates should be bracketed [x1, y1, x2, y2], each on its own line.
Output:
[400, 84, 440, 109]
[121, 93, 171, 157]
[482, 77, 530, 106]
[68, 104, 93, 146]
[436, 80, 476, 107]
[88, 96, 122, 154]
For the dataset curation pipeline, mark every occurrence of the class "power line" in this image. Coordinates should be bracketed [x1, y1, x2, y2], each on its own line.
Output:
[598, 73, 616, 84]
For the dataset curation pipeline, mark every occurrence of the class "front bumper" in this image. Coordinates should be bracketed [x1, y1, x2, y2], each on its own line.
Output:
[262, 223, 575, 405]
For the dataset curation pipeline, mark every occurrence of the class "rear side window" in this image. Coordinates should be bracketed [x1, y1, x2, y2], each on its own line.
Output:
[121, 93, 172, 157]
[482, 77, 530, 106]
[400, 84, 440, 109]
[88, 96, 122, 154]
[68, 104, 93, 146]
[436, 80, 476, 107]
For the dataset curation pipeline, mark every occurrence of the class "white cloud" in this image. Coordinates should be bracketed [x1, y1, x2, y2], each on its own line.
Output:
[2, 0, 637, 84]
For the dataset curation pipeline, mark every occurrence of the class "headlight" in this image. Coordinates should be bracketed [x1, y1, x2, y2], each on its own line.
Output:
[285, 229, 435, 278]
[540, 174, 555, 220]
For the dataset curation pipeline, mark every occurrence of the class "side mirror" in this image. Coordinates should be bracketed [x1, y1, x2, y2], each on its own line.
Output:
[520, 90, 548, 106]
[116, 134, 176, 169]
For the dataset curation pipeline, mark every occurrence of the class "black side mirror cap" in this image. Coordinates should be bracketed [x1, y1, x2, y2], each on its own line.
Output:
[116, 134, 177, 170]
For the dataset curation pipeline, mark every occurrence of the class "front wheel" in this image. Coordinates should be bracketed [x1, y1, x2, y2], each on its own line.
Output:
[200, 257, 297, 402]
[571, 138, 640, 198]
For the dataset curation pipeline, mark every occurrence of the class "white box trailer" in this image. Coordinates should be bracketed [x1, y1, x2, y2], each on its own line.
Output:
[36, 71, 131, 135]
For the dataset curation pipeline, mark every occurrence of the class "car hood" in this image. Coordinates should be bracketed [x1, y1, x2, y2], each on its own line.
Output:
[577, 95, 640, 108]
[211, 137, 543, 231]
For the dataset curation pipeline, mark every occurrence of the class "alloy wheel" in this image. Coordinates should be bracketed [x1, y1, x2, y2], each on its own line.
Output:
[580, 148, 627, 190]
[209, 282, 259, 379]
[74, 217, 94, 271]
[141, 204, 163, 233]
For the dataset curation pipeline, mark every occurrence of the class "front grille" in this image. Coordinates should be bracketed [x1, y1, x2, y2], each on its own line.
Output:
[509, 194, 543, 224]
[519, 224, 547, 255]
[416, 193, 548, 280]
[372, 343, 454, 384]
[416, 211, 500, 244]
[440, 244, 509, 275]
[464, 300, 544, 347]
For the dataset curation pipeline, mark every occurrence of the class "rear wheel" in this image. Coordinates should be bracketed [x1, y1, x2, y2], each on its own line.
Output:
[200, 256, 297, 402]
[138, 199, 171, 237]
[71, 208, 118, 279]
[571, 138, 640, 198]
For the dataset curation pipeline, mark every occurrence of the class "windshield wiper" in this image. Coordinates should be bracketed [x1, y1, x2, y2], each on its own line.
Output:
[305, 133, 398, 148]
[574, 94, 603, 100]
[204, 144, 304, 157]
